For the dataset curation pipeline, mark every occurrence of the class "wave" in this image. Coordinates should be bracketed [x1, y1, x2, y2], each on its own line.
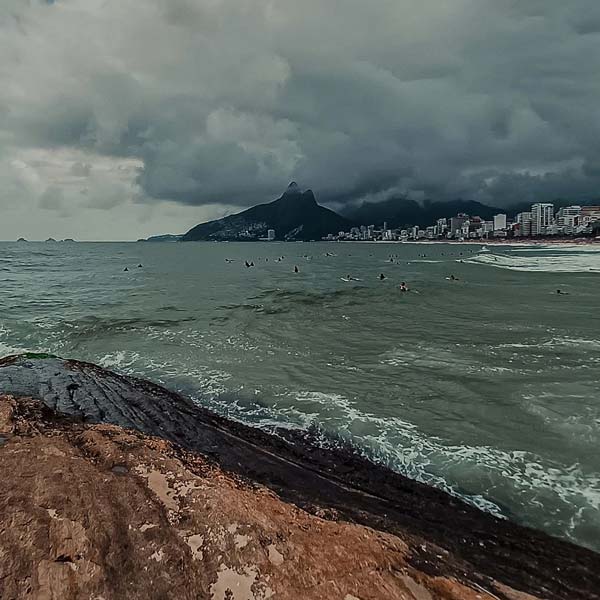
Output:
[411, 259, 443, 263]
[508, 245, 600, 253]
[60, 315, 198, 338]
[4, 339, 600, 549]
[466, 252, 600, 273]
[497, 337, 600, 350]
[197, 387, 600, 548]
[0, 341, 30, 358]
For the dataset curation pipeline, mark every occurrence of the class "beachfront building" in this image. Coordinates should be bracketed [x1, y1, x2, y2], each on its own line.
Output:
[531, 203, 554, 236]
[493, 214, 507, 231]
[267, 229, 276, 241]
[581, 206, 600, 227]
[482, 221, 493, 234]
[515, 212, 532, 237]
[450, 214, 468, 238]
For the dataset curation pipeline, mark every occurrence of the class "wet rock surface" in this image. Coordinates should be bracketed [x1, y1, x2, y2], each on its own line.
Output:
[1, 355, 599, 600]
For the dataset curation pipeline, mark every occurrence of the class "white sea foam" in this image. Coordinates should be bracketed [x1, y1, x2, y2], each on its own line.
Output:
[511, 244, 600, 253]
[495, 337, 600, 352]
[0, 325, 30, 357]
[262, 389, 600, 538]
[0, 341, 28, 358]
[466, 249, 600, 272]
[98, 350, 141, 370]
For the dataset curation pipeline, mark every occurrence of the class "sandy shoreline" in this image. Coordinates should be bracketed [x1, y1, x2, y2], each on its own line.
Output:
[335, 238, 600, 247]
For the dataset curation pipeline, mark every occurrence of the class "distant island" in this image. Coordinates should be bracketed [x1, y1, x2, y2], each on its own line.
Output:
[182, 182, 352, 242]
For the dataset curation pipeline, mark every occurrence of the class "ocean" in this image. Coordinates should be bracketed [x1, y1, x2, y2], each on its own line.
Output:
[1, 240, 599, 551]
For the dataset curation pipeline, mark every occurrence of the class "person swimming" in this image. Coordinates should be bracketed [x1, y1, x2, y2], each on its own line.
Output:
[379, 273, 386, 280]
[557, 289, 569, 295]
[399, 281, 409, 292]
[294, 265, 299, 273]
[123, 267, 129, 272]
[137, 264, 143, 268]
[245, 261, 251, 268]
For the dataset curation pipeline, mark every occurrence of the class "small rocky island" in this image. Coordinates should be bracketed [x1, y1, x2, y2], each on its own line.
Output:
[0, 354, 598, 600]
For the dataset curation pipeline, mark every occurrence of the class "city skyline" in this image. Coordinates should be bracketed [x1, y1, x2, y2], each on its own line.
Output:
[327, 203, 600, 242]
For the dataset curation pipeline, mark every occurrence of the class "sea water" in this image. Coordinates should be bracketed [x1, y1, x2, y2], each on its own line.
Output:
[1, 240, 599, 550]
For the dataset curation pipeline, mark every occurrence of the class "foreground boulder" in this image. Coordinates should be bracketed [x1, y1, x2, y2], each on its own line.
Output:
[1, 355, 599, 599]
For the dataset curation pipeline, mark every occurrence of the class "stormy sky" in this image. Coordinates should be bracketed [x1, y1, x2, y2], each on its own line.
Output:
[2, 0, 600, 240]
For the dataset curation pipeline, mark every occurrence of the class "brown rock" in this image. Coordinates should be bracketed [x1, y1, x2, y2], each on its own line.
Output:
[0, 395, 557, 600]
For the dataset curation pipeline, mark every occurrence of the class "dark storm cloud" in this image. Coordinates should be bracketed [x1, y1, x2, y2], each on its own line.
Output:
[2, 0, 600, 231]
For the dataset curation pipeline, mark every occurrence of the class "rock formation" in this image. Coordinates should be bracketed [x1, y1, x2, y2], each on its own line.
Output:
[0, 355, 599, 600]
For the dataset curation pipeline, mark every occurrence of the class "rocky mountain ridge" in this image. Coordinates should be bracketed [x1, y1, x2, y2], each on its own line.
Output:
[182, 183, 353, 242]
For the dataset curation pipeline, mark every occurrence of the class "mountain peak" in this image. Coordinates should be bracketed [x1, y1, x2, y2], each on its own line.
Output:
[182, 184, 352, 242]
[284, 181, 302, 195]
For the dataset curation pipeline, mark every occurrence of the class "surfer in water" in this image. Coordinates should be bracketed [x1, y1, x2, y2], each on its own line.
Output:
[379, 273, 386, 280]
[399, 281, 409, 292]
[294, 265, 299, 273]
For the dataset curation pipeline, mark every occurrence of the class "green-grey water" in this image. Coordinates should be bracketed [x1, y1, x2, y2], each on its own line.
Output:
[1, 241, 599, 551]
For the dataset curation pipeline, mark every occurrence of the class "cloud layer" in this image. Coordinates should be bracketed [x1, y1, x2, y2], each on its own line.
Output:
[1, 0, 600, 238]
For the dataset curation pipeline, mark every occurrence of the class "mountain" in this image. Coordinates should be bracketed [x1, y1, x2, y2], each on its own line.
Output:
[182, 183, 353, 242]
[343, 197, 600, 228]
[342, 198, 506, 228]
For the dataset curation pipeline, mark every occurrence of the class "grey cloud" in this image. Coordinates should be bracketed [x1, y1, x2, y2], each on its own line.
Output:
[38, 186, 65, 211]
[70, 162, 91, 177]
[1, 0, 600, 240]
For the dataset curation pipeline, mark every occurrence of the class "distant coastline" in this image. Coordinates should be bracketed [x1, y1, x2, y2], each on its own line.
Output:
[325, 237, 600, 247]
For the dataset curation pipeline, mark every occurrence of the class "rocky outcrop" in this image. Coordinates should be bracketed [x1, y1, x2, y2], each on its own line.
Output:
[1, 355, 599, 600]
[0, 395, 548, 600]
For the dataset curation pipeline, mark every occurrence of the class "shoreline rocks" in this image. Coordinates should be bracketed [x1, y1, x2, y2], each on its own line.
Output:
[1, 355, 599, 599]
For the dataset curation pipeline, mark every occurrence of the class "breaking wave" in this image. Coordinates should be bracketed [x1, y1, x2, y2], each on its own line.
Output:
[467, 247, 600, 272]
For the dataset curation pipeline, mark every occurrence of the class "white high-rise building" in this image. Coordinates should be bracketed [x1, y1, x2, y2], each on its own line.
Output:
[493, 214, 507, 231]
[557, 206, 581, 228]
[531, 203, 554, 236]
